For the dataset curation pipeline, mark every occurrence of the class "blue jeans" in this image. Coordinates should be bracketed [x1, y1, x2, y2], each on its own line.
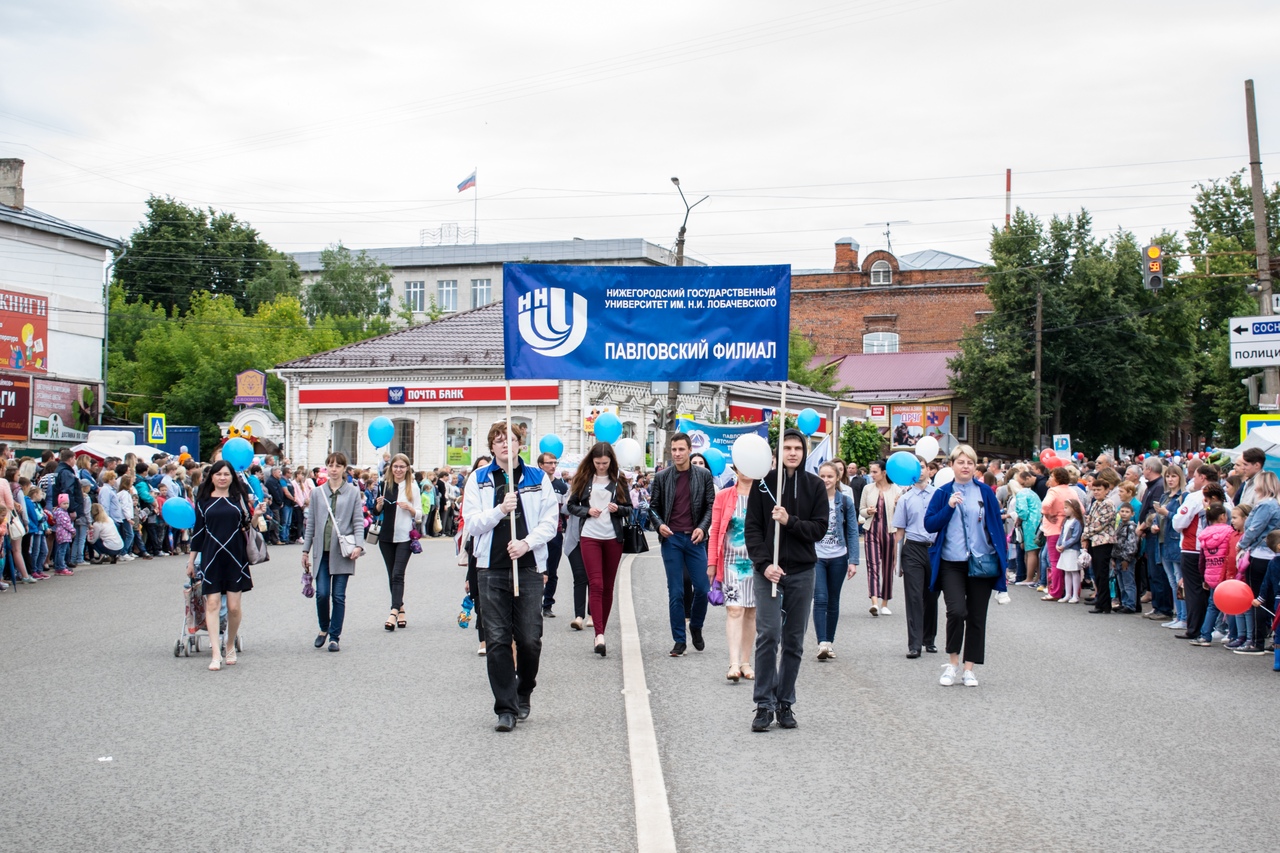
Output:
[660, 532, 709, 643]
[315, 553, 349, 641]
[1199, 592, 1223, 642]
[53, 541, 70, 570]
[1229, 610, 1254, 644]
[115, 520, 136, 556]
[1161, 554, 1186, 621]
[26, 533, 47, 574]
[1114, 562, 1136, 610]
[72, 515, 89, 564]
[812, 556, 849, 643]
[1145, 535, 1171, 614]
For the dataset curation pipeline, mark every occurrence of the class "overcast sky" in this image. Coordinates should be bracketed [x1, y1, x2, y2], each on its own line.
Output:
[3, 0, 1279, 271]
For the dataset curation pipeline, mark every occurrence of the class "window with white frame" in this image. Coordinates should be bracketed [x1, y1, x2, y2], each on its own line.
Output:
[870, 260, 892, 285]
[862, 332, 899, 353]
[392, 418, 415, 463]
[437, 280, 458, 313]
[404, 281, 425, 313]
[471, 278, 492, 309]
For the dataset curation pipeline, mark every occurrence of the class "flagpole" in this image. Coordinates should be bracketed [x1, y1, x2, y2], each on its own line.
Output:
[772, 382, 787, 599]
[506, 379, 519, 597]
[473, 167, 478, 245]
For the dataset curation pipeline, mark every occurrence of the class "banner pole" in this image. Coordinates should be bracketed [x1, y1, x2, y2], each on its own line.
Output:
[772, 382, 787, 599]
[506, 380, 519, 598]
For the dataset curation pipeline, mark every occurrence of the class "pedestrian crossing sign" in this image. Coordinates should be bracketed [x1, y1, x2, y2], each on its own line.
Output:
[146, 413, 166, 444]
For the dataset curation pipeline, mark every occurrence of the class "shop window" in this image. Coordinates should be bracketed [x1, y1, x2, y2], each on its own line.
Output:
[510, 416, 532, 462]
[870, 260, 892, 285]
[445, 417, 472, 467]
[622, 421, 637, 439]
[955, 414, 969, 441]
[331, 419, 358, 462]
[392, 418, 415, 463]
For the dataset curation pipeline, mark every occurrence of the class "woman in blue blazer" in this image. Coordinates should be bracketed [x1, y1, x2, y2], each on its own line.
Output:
[923, 445, 1008, 687]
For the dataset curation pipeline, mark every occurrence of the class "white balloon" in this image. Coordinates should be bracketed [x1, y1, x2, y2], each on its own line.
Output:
[613, 437, 644, 469]
[914, 435, 939, 463]
[732, 433, 774, 481]
[933, 467, 955, 487]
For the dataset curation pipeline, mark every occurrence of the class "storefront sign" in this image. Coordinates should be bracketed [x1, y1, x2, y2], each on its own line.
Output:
[234, 369, 269, 406]
[584, 405, 618, 435]
[728, 404, 829, 434]
[0, 289, 49, 374]
[0, 373, 32, 441]
[890, 404, 951, 448]
[299, 382, 560, 409]
[31, 379, 96, 442]
[503, 264, 790, 382]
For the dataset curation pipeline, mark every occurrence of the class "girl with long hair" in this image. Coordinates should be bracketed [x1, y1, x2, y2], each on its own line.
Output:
[375, 453, 422, 631]
[566, 442, 632, 657]
[187, 460, 256, 670]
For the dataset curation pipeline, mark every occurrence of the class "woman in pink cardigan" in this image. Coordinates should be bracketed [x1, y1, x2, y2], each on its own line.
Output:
[708, 469, 758, 682]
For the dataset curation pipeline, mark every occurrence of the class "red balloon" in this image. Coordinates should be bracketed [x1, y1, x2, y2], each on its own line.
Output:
[1045, 456, 1065, 469]
[1213, 579, 1255, 617]
[1039, 448, 1056, 464]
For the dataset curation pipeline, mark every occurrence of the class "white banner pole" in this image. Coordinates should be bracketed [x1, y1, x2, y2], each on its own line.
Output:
[772, 382, 787, 599]
[506, 380, 519, 598]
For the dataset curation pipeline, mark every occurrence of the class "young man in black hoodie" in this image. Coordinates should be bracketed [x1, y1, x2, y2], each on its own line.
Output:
[744, 428, 829, 732]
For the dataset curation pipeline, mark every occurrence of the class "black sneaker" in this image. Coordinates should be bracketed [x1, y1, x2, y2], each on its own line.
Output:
[495, 713, 517, 732]
[328, 639, 340, 652]
[751, 707, 773, 732]
[776, 703, 797, 729]
[690, 628, 705, 651]
[541, 608, 555, 618]
[670, 642, 687, 657]
[517, 698, 531, 720]
[1233, 644, 1267, 655]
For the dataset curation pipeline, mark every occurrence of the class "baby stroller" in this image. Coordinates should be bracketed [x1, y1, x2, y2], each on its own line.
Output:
[174, 558, 244, 658]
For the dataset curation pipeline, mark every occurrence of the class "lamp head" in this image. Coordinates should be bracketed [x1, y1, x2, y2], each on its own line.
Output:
[670, 177, 680, 186]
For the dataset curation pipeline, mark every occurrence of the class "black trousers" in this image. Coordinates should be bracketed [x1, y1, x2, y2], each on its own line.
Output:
[902, 540, 939, 652]
[378, 539, 412, 611]
[566, 544, 588, 619]
[1181, 551, 1207, 637]
[938, 560, 995, 665]
[477, 566, 543, 717]
[1247, 556, 1271, 643]
[543, 532, 563, 610]
[466, 551, 484, 642]
[1090, 544, 1114, 611]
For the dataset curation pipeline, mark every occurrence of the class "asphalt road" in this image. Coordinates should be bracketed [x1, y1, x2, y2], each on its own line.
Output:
[2, 535, 1276, 853]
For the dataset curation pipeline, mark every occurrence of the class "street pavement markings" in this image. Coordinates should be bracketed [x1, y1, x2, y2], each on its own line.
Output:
[617, 551, 678, 853]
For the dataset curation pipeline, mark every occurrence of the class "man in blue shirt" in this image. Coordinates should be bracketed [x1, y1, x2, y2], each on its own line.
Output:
[893, 468, 939, 658]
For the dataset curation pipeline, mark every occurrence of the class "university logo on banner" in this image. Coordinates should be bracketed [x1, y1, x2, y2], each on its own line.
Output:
[503, 264, 790, 382]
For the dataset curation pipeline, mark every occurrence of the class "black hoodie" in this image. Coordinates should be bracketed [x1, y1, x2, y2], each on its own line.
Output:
[744, 428, 829, 573]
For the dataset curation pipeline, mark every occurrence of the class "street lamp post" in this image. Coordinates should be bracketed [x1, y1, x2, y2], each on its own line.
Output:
[670, 176, 707, 268]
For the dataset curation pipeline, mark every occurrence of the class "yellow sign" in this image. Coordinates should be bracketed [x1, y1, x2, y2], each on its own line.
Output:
[146, 412, 167, 444]
[1239, 413, 1280, 443]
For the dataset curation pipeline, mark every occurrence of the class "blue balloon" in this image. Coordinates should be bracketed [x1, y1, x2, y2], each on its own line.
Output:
[796, 408, 821, 436]
[703, 446, 726, 477]
[594, 412, 623, 444]
[161, 498, 196, 530]
[222, 437, 254, 472]
[538, 434, 564, 458]
[368, 416, 395, 448]
[886, 451, 922, 487]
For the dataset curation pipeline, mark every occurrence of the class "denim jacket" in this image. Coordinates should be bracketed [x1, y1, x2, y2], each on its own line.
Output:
[825, 490, 861, 564]
[1237, 496, 1280, 555]
[1159, 491, 1184, 563]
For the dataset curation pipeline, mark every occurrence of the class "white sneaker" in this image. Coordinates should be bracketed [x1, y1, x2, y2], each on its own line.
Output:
[880, 605, 892, 615]
[939, 664, 957, 686]
[585, 615, 594, 628]
[816, 642, 830, 660]
[1068, 597, 1079, 603]
[1164, 619, 1187, 630]
[1211, 629, 1226, 642]
[962, 669, 979, 687]
[996, 592, 1011, 605]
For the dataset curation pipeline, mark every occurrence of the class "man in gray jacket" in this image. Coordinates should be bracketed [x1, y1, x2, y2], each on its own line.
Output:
[648, 434, 715, 657]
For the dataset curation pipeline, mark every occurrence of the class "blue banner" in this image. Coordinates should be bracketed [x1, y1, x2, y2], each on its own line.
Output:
[680, 419, 769, 455]
[503, 264, 790, 381]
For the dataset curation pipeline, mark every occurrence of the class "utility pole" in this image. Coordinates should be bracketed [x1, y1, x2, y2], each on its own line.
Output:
[1246, 80, 1277, 400]
[1034, 283, 1043, 451]
[667, 177, 708, 443]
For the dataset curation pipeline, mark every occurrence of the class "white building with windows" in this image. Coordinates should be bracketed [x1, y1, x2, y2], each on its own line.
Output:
[291, 238, 703, 322]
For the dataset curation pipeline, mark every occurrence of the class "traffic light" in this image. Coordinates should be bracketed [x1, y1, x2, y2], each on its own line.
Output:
[1143, 244, 1164, 291]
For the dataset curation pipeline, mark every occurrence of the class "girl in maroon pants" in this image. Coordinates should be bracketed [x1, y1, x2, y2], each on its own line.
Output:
[567, 442, 632, 657]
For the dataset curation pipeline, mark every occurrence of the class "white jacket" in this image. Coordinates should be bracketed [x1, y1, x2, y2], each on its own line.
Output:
[462, 460, 559, 571]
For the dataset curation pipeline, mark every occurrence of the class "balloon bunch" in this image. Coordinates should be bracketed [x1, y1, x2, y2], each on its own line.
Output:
[1038, 448, 1066, 469]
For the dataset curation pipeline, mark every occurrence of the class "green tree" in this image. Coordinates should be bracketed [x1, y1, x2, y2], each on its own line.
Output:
[950, 208, 1197, 453]
[114, 196, 299, 315]
[788, 335, 843, 396]
[840, 419, 886, 468]
[303, 243, 393, 324]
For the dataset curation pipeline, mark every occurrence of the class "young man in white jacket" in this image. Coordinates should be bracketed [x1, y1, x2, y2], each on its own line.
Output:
[462, 421, 559, 732]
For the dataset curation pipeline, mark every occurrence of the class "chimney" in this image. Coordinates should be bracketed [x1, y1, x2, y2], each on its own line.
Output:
[834, 236, 860, 271]
[0, 159, 24, 210]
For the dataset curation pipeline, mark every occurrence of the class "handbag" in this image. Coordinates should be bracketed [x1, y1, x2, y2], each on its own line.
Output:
[301, 569, 315, 598]
[241, 500, 269, 565]
[366, 485, 384, 544]
[707, 579, 725, 606]
[616, 483, 648, 554]
[959, 487, 999, 578]
[321, 485, 359, 558]
[409, 527, 422, 555]
[8, 512, 25, 540]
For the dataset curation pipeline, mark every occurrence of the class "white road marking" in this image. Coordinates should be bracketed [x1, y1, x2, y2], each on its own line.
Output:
[617, 551, 678, 853]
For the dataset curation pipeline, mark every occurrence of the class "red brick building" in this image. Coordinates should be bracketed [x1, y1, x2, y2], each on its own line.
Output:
[792, 237, 991, 356]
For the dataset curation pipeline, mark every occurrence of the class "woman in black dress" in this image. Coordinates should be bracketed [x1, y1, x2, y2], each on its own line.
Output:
[186, 460, 255, 671]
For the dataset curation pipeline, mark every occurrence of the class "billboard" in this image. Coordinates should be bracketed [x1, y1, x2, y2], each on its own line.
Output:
[0, 289, 49, 373]
[0, 373, 31, 441]
[890, 404, 951, 448]
[32, 379, 98, 442]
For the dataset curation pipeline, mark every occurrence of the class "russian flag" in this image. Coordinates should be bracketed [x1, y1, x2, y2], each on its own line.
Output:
[457, 170, 476, 192]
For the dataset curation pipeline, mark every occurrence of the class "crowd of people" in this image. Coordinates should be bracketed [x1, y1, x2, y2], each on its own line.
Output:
[12, 428, 1277, 730]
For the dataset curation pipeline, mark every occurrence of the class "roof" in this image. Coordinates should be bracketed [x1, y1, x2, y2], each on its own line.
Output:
[815, 350, 958, 401]
[289, 238, 702, 272]
[722, 380, 838, 408]
[0, 204, 120, 250]
[896, 249, 983, 271]
[276, 302, 505, 370]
